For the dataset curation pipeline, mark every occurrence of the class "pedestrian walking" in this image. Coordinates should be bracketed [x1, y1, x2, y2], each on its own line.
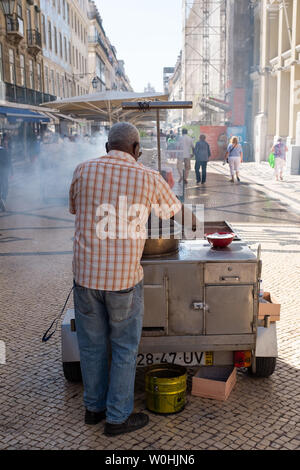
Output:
[69, 122, 182, 436]
[224, 136, 243, 183]
[177, 128, 194, 184]
[0, 134, 13, 211]
[272, 137, 288, 181]
[167, 130, 177, 159]
[194, 134, 211, 184]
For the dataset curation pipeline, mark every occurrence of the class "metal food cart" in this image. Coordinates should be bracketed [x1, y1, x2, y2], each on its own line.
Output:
[61, 221, 277, 381]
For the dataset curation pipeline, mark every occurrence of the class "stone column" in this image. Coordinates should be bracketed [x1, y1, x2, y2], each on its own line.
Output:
[285, 0, 300, 174]
[275, 3, 290, 139]
[288, 0, 300, 142]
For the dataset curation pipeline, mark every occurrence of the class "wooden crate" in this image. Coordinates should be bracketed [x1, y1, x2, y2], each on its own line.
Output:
[191, 366, 236, 401]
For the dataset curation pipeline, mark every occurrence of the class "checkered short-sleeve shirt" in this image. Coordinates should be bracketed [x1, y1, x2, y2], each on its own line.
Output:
[69, 150, 181, 291]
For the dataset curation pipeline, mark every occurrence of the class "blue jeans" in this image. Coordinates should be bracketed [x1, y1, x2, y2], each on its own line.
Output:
[195, 160, 207, 183]
[73, 280, 144, 424]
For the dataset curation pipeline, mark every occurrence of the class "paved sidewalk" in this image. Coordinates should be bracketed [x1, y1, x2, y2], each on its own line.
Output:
[210, 161, 300, 216]
[0, 158, 299, 450]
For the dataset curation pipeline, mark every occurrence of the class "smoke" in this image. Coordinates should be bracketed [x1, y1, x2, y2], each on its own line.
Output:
[37, 131, 109, 205]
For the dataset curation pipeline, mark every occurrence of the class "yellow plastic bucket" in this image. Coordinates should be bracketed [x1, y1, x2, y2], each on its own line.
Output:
[145, 364, 187, 414]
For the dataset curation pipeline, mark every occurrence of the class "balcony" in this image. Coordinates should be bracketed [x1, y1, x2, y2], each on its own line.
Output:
[5, 83, 56, 106]
[6, 15, 24, 45]
[27, 29, 42, 56]
[88, 34, 110, 61]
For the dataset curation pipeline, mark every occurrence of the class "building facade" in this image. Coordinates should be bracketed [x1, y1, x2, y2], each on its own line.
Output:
[87, 0, 132, 93]
[252, 0, 300, 173]
[167, 52, 183, 129]
[0, 0, 54, 105]
[181, 0, 227, 125]
[40, 0, 90, 99]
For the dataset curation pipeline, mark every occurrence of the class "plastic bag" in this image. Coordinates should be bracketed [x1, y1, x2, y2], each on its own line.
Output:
[268, 152, 275, 168]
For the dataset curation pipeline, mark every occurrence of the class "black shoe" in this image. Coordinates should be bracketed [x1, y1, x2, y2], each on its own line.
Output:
[85, 408, 106, 425]
[104, 412, 149, 436]
[237, 176, 240, 182]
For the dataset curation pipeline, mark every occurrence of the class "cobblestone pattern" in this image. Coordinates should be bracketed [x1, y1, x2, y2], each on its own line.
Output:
[0, 163, 299, 450]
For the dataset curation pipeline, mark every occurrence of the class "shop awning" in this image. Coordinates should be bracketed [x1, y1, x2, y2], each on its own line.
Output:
[0, 106, 50, 123]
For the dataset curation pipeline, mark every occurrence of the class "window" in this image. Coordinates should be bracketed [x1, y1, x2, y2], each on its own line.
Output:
[35, 9, 39, 31]
[45, 66, 49, 93]
[37, 63, 42, 92]
[57, 72, 60, 96]
[72, 46, 75, 66]
[63, 0, 66, 20]
[9, 49, 16, 84]
[68, 41, 71, 65]
[17, 3, 24, 35]
[0, 44, 3, 82]
[58, 0, 61, 14]
[20, 54, 26, 87]
[29, 59, 34, 89]
[48, 21, 52, 50]
[96, 54, 105, 86]
[59, 32, 62, 58]
[76, 48, 78, 70]
[41, 14, 46, 46]
[26, 9, 31, 30]
[62, 75, 65, 97]
[64, 37, 67, 62]
[67, 3, 70, 24]
[54, 27, 58, 54]
[51, 69, 55, 95]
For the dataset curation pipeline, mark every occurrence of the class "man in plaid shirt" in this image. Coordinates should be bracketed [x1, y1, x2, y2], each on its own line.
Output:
[69, 122, 182, 436]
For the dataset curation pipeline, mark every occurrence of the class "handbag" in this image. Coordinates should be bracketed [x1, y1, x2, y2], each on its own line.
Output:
[225, 144, 237, 163]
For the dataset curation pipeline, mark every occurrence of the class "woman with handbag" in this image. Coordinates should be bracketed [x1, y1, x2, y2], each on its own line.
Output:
[224, 136, 243, 183]
[271, 137, 288, 181]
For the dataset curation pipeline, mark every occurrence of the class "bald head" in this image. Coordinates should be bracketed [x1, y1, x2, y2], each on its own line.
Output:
[106, 122, 140, 160]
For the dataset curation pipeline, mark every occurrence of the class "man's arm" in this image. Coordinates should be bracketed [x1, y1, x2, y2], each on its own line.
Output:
[153, 174, 198, 232]
[207, 143, 211, 158]
[69, 164, 81, 215]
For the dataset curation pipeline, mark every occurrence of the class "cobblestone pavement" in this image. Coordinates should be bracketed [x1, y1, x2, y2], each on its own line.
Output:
[0, 159, 299, 450]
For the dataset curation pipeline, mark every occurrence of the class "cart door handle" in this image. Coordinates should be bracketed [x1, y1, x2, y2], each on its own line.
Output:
[220, 275, 240, 281]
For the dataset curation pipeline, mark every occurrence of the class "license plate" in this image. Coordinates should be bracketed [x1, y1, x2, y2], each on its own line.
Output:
[205, 351, 214, 365]
[136, 352, 204, 367]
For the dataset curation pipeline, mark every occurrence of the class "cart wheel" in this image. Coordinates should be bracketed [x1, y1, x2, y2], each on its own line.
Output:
[63, 361, 82, 382]
[249, 357, 276, 378]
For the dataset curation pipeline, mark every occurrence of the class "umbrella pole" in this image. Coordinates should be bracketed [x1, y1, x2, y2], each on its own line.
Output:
[156, 109, 161, 173]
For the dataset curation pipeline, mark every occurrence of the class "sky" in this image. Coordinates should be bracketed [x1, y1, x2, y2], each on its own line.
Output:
[95, 0, 182, 93]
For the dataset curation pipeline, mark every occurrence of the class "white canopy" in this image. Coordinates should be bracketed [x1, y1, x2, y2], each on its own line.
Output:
[42, 91, 168, 125]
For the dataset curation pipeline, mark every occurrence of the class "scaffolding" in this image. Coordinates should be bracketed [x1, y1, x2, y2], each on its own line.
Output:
[183, 0, 227, 125]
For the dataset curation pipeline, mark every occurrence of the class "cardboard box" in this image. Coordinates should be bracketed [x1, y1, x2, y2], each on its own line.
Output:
[258, 292, 281, 322]
[191, 366, 236, 401]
